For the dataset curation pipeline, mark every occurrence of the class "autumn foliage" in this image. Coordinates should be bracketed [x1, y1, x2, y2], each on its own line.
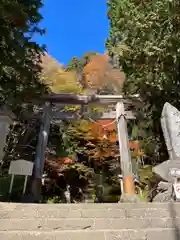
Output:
[40, 52, 142, 163]
[83, 53, 125, 93]
[41, 53, 83, 94]
[39, 52, 143, 202]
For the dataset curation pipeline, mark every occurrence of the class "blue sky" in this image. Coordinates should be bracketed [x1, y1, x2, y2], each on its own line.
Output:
[34, 0, 109, 65]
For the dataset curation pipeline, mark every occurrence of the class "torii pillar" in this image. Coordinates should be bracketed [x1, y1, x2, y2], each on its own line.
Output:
[116, 101, 140, 202]
[30, 102, 51, 202]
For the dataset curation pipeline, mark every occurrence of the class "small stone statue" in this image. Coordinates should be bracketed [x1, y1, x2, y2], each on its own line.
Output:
[64, 185, 71, 203]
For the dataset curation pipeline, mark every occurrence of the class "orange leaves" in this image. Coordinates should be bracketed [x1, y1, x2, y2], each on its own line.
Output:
[41, 52, 125, 95]
[83, 53, 125, 93]
[88, 120, 116, 141]
[81, 120, 143, 161]
[45, 156, 73, 175]
[83, 53, 109, 87]
[86, 138, 119, 163]
[82, 120, 119, 162]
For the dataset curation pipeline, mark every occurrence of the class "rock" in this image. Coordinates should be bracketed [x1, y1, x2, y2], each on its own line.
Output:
[152, 160, 180, 182]
[152, 190, 173, 202]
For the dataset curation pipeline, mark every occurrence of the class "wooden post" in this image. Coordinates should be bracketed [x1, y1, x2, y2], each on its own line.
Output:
[31, 102, 51, 202]
[116, 101, 135, 195]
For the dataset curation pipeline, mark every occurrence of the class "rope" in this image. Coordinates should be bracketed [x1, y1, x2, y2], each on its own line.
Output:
[87, 112, 127, 127]
[87, 117, 117, 128]
[45, 109, 127, 128]
[117, 113, 127, 121]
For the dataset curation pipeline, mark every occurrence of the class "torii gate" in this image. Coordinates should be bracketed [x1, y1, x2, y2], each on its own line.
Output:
[30, 94, 141, 202]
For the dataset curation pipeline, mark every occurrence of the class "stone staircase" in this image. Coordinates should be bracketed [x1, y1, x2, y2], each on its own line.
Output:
[0, 202, 180, 239]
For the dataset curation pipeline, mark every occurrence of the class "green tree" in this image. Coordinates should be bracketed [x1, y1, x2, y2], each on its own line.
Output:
[66, 52, 97, 72]
[0, 0, 47, 110]
[106, 0, 180, 163]
[66, 57, 80, 71]
[0, 0, 49, 188]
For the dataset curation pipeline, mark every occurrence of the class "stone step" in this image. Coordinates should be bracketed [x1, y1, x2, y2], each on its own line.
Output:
[0, 202, 179, 209]
[0, 203, 180, 218]
[1, 203, 180, 239]
[0, 229, 178, 240]
[0, 217, 179, 231]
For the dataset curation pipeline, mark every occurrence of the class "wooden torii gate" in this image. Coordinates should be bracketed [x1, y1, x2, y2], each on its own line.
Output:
[30, 94, 141, 202]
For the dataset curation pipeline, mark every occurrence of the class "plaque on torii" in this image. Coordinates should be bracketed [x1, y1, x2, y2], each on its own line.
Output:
[31, 94, 141, 202]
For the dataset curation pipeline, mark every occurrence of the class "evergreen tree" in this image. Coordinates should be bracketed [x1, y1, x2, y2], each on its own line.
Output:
[106, 0, 180, 163]
[0, 0, 47, 109]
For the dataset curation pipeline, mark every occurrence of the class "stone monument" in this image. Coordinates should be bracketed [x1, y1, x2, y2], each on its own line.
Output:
[152, 102, 180, 201]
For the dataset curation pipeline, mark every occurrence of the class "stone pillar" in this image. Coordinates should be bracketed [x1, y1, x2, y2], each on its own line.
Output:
[116, 102, 139, 202]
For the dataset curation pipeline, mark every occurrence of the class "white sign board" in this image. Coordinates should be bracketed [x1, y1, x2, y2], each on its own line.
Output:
[8, 160, 34, 176]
